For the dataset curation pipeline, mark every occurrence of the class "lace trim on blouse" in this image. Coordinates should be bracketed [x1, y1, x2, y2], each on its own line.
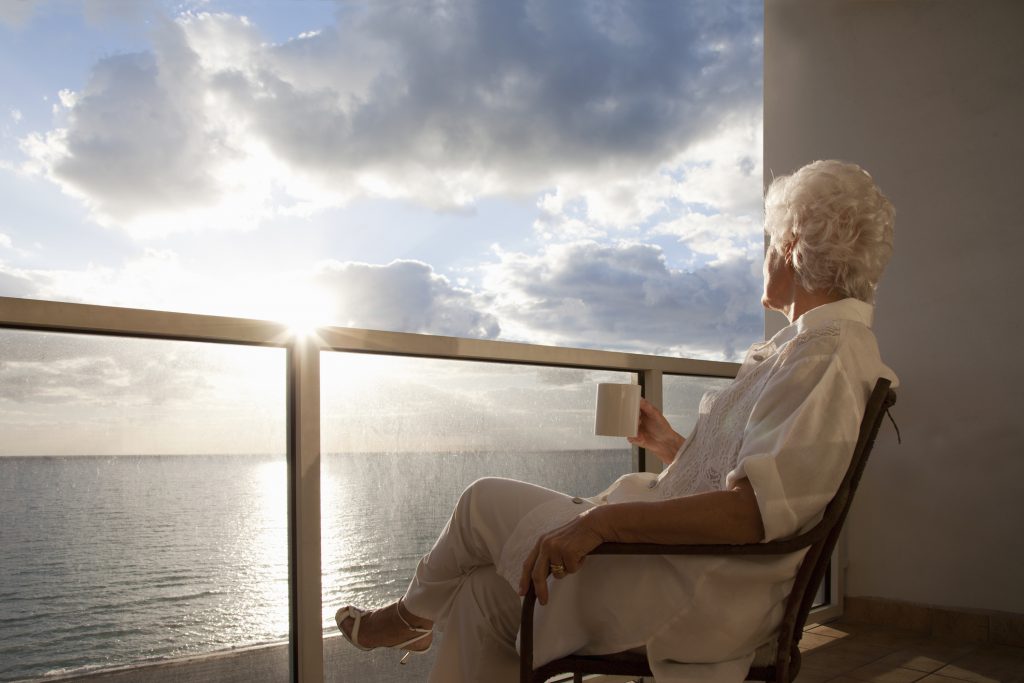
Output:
[655, 323, 840, 500]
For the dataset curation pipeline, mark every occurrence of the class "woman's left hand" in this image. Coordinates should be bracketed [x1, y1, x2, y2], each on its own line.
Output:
[518, 508, 606, 605]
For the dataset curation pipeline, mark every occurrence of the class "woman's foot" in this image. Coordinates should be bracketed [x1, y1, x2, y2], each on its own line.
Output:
[336, 600, 434, 653]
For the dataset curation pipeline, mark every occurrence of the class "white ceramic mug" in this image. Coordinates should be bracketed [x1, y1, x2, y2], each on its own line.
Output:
[594, 383, 641, 437]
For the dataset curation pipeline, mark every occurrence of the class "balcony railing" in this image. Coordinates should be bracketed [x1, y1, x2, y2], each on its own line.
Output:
[0, 295, 738, 682]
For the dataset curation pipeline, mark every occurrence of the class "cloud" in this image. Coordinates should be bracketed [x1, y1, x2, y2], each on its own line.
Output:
[534, 111, 764, 265]
[18, 2, 762, 235]
[0, 0, 157, 29]
[0, 0, 41, 27]
[0, 245, 499, 341]
[0, 270, 37, 298]
[484, 241, 763, 360]
[313, 259, 500, 339]
[0, 325, 246, 412]
[9, 248, 201, 310]
[0, 256, 42, 298]
[0, 328, 285, 456]
[18, 15, 277, 237]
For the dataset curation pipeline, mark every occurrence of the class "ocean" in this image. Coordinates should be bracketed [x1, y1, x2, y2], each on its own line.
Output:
[0, 450, 630, 682]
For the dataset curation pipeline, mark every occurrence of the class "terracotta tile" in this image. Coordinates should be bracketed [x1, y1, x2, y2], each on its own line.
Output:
[935, 644, 1024, 683]
[796, 661, 849, 682]
[977, 643, 1024, 659]
[844, 597, 878, 623]
[876, 641, 981, 673]
[796, 616, 1024, 683]
[801, 631, 842, 652]
[811, 624, 859, 639]
[826, 638, 903, 662]
[930, 666, 1000, 683]
[892, 604, 936, 634]
[803, 648, 880, 674]
[931, 608, 990, 643]
[876, 650, 958, 674]
[991, 613, 1024, 649]
[853, 626, 924, 648]
[846, 598, 932, 634]
[843, 661, 929, 683]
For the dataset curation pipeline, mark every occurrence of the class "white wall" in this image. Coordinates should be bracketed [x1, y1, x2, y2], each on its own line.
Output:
[765, 0, 1024, 614]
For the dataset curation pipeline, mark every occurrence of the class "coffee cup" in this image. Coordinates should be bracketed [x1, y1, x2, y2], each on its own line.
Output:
[594, 383, 641, 437]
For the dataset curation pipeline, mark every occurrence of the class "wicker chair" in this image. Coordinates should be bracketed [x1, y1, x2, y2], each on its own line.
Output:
[520, 377, 897, 683]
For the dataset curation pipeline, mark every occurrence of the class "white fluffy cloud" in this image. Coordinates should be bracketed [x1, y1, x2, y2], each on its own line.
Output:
[3, 239, 762, 359]
[533, 111, 764, 265]
[1, 238, 43, 297]
[4, 0, 765, 373]
[485, 241, 763, 360]
[18, 2, 762, 236]
[19, 15, 279, 237]
[313, 259, 500, 339]
[0, 249, 499, 340]
[0, 268, 38, 299]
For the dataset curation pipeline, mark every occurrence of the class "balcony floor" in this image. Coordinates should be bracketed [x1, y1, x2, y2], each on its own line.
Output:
[798, 619, 1024, 683]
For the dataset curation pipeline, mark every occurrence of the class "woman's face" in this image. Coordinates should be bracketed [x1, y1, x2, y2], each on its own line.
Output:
[761, 241, 795, 315]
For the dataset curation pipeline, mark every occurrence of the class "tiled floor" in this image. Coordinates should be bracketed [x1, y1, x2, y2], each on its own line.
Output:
[798, 619, 1024, 683]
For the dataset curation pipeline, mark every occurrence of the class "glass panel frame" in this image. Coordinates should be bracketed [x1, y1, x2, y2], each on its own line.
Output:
[1, 296, 740, 682]
[0, 327, 291, 682]
[318, 352, 635, 683]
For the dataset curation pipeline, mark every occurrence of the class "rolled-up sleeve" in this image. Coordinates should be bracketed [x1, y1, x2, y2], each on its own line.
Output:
[725, 351, 863, 541]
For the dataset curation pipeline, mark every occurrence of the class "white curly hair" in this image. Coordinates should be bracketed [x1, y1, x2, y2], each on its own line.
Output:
[765, 160, 895, 303]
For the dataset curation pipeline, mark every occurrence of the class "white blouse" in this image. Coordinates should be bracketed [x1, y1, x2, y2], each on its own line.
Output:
[500, 298, 898, 682]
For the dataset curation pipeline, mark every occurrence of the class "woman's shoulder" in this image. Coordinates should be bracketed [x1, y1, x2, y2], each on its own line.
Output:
[781, 318, 879, 364]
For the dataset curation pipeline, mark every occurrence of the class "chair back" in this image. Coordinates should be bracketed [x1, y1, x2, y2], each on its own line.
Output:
[751, 377, 897, 682]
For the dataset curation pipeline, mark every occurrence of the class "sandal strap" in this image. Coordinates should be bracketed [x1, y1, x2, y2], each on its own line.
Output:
[395, 629, 432, 651]
[337, 606, 372, 651]
[396, 599, 432, 634]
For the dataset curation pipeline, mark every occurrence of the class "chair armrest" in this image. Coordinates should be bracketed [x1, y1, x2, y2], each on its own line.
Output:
[590, 527, 825, 557]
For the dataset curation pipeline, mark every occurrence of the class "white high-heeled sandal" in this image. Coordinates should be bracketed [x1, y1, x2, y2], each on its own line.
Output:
[335, 601, 432, 665]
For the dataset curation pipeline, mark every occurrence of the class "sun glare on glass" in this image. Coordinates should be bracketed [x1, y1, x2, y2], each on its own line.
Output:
[262, 287, 335, 339]
[284, 312, 323, 339]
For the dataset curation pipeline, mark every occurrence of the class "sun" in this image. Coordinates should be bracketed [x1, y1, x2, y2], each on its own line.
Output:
[284, 312, 323, 339]
[260, 285, 336, 340]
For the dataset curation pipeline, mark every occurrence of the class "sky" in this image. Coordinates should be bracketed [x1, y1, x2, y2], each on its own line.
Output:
[0, 0, 764, 455]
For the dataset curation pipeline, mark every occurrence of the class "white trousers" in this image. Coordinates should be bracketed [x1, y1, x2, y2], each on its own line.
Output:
[401, 477, 565, 683]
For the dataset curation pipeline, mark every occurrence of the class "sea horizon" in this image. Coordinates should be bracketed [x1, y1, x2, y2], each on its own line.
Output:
[0, 449, 630, 682]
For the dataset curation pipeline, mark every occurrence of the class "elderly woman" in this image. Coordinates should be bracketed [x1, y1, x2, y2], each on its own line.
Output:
[336, 159, 898, 682]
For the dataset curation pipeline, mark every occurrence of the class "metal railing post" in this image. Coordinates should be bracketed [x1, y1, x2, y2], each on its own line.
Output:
[637, 369, 664, 474]
[288, 333, 324, 683]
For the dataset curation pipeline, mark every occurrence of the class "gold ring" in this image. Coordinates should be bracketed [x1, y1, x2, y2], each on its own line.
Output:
[549, 563, 566, 576]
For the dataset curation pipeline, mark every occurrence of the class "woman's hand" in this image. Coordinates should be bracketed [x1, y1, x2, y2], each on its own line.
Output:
[518, 508, 606, 606]
[628, 398, 685, 465]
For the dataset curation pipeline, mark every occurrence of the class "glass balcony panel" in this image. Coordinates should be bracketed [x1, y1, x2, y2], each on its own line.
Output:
[0, 330, 288, 682]
[661, 373, 734, 457]
[320, 352, 633, 681]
